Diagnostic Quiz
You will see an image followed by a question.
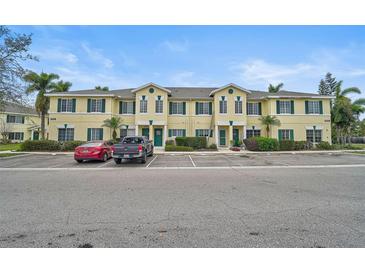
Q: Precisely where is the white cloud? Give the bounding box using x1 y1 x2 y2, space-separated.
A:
35 48 78 64
161 39 189 52
81 42 114 69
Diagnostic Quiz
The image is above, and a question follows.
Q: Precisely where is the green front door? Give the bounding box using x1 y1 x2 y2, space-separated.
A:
142 128 149 139
154 128 163 147
219 129 226 146
33 131 39 140
233 128 239 144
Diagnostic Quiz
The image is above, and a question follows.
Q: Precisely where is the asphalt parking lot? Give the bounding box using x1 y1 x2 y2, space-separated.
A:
1 152 365 169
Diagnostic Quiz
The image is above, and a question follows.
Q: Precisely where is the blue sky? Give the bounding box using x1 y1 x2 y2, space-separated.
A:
10 26 365 98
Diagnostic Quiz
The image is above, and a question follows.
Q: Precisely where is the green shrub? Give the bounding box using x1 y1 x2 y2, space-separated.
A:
243 138 259 151
208 143 217 150
165 145 194 151
165 139 175 146
20 140 61 151
279 140 295 151
315 141 333 150
61 141 85 151
175 137 207 149
256 137 279 151
293 141 308 150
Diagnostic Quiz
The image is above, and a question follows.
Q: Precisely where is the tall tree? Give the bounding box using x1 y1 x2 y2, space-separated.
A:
268 83 284 93
23 71 60 140
95 86 109 91
51 80 72 93
318 72 337 95
259 115 281 137
0 26 37 109
102 116 123 140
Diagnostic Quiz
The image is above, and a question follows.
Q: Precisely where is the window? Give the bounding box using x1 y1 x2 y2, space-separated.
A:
169 129 186 137
120 128 135 138
169 102 185 115
140 97 147 113
246 129 261 138
235 97 242 114
120 101 135 114
278 129 293 141
58 128 74 141
307 101 321 114
8 132 24 140
196 129 210 137
306 129 322 143
219 96 227 114
91 99 103 112
155 97 163 113
60 99 73 112
196 102 212 115
277 100 294 114
122 137 143 144
247 102 261 115
6 115 24 124
88 128 103 141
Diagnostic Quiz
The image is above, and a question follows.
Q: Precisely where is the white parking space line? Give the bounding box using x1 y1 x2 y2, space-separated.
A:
188 155 196 167
96 160 114 168
146 155 158 168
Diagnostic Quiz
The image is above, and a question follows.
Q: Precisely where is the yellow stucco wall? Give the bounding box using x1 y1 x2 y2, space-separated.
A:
46 84 333 146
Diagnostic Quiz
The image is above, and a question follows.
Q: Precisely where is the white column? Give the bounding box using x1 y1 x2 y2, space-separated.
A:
243 126 246 139
135 124 139 136
215 125 219 146
163 125 167 147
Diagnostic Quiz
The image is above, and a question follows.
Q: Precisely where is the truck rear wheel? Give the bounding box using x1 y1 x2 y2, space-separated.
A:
114 158 122 164
141 152 147 164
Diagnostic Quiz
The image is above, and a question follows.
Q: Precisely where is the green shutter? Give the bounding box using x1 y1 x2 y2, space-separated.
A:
87 99 91 113
278 130 282 141
290 129 294 141
319 101 323 114
169 102 172 115
133 101 136 114
305 101 309 114
182 129 186 137
290 100 294 114
57 99 61 112
210 130 213 137
6 115 10 123
195 102 199 115
258 102 262 115
119 101 123 114
182 102 186 115
72 99 76 112
87 128 91 141
101 99 105 113
21 116 25 124
100 129 103 140
209 102 212 115
195 129 199 137
20 133 24 140
168 129 172 137
276 100 280 114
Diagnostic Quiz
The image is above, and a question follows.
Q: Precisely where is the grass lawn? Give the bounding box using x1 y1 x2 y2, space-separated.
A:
349 143 365 149
0 143 22 151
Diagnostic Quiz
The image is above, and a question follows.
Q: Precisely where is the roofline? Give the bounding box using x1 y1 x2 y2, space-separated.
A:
209 83 252 96
131 82 172 94
45 94 115 97
266 95 335 99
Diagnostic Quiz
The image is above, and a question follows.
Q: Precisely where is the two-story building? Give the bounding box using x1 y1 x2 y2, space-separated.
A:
0 102 42 142
45 83 333 147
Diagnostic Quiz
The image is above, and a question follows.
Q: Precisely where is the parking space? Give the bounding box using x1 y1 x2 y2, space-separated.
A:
0 152 365 169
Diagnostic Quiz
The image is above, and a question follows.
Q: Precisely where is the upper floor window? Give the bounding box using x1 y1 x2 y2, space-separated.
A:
6 115 24 124
277 100 294 114
169 102 186 115
235 96 243 114
195 102 212 115
87 99 105 113
247 102 261 115
58 98 76 113
155 96 163 113
119 101 135 114
305 101 323 114
140 96 148 113
219 96 227 114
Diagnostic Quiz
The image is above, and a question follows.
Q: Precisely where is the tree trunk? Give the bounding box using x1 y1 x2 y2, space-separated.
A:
266 125 270 137
41 112 45 140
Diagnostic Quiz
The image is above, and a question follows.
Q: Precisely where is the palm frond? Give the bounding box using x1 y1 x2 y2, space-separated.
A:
353 98 365 106
341 87 361 96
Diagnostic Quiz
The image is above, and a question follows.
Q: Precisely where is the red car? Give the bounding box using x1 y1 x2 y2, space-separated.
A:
74 141 113 163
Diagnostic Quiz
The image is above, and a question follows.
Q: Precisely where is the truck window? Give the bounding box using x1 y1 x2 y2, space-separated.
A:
122 137 143 144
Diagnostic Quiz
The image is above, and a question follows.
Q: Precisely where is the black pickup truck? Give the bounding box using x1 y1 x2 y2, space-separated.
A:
112 136 154 164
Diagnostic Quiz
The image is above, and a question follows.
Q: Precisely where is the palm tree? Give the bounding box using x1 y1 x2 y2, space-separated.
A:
334 80 361 100
23 71 60 140
259 115 281 137
102 116 123 140
51 80 72 93
268 83 284 93
95 86 109 91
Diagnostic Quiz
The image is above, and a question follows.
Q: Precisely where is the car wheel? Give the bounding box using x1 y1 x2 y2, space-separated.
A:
76 159 83 163
114 158 122 164
141 152 147 164
102 152 108 162
148 149 153 157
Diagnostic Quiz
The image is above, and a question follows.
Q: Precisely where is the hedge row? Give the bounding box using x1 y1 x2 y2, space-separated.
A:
175 137 207 149
165 145 194 151
243 137 313 151
20 140 85 151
